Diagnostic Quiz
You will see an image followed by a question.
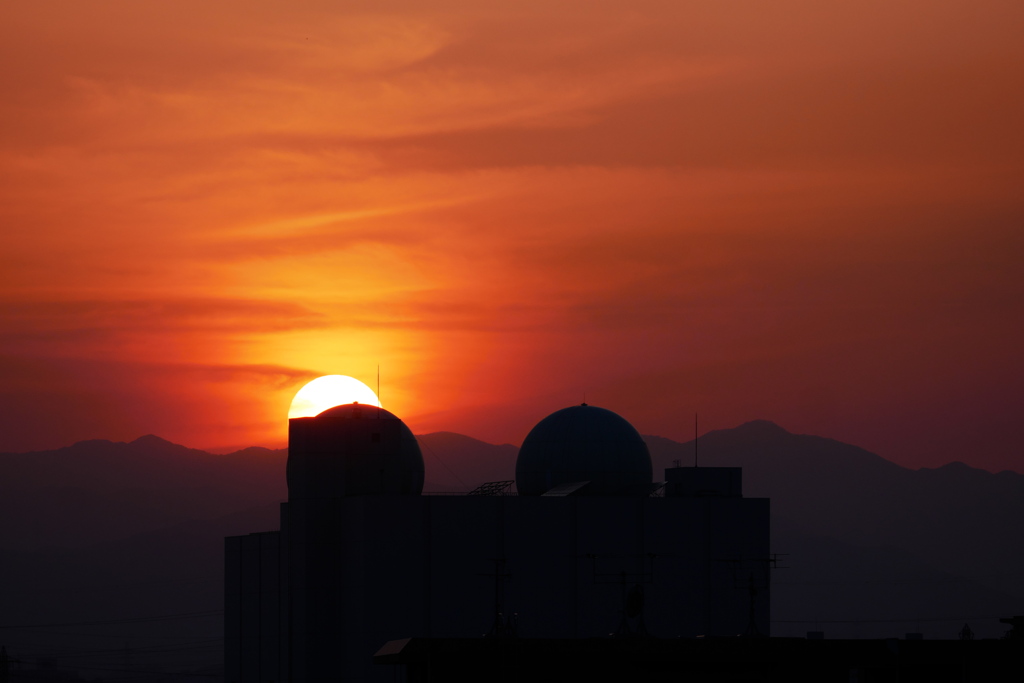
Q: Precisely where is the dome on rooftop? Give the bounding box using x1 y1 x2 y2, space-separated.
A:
515 404 652 496
287 403 424 499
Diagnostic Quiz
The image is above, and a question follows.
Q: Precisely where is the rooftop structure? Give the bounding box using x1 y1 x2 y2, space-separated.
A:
516 403 654 496
225 403 770 683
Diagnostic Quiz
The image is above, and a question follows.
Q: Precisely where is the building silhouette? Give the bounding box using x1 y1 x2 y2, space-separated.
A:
225 402 769 683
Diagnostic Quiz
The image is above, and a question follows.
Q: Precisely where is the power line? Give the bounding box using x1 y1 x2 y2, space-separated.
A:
773 613 1012 624
51 639 223 660
418 438 469 490
52 663 222 678
0 610 222 630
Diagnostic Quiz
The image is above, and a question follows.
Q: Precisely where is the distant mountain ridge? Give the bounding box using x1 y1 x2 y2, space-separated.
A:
642 421 1024 639
416 431 518 491
642 421 1024 593
0 434 287 550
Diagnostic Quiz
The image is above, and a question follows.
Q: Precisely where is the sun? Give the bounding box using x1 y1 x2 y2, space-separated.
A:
288 375 382 419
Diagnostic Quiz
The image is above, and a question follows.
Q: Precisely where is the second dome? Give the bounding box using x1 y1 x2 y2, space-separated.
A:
515 404 653 496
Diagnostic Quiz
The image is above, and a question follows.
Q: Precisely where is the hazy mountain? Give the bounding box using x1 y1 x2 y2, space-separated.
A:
417 431 518 491
644 421 1024 599
0 436 286 550
643 421 1024 638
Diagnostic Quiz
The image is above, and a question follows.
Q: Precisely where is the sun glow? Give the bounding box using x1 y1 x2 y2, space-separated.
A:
288 375 382 419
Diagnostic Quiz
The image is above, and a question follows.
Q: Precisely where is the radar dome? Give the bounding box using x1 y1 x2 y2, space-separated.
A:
287 403 424 499
515 404 652 496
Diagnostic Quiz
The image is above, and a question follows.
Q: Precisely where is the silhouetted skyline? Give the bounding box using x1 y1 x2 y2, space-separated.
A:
1 420 1022 682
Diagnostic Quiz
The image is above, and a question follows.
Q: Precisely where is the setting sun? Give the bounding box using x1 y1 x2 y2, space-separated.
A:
288 375 382 419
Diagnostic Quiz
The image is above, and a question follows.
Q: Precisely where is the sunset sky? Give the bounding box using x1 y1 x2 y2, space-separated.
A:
2 1 1021 472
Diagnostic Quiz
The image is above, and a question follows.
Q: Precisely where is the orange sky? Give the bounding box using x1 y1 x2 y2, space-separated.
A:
1 1 1022 471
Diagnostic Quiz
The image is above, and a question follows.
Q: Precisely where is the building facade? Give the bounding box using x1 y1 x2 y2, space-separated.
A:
225 403 769 683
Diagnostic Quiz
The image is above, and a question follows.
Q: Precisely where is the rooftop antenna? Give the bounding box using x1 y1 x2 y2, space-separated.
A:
377 364 381 418
481 557 515 637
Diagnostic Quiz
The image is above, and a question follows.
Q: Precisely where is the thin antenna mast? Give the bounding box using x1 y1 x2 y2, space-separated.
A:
694 413 698 468
377 364 381 417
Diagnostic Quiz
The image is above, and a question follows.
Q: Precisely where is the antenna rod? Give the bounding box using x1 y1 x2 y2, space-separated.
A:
694 412 698 468
377 364 381 417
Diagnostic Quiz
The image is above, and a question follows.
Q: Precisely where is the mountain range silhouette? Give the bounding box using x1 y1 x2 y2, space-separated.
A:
0 420 1020 678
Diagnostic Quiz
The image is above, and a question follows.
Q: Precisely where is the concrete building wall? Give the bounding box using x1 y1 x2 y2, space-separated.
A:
228 492 769 683
225 531 282 683
282 493 768 683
